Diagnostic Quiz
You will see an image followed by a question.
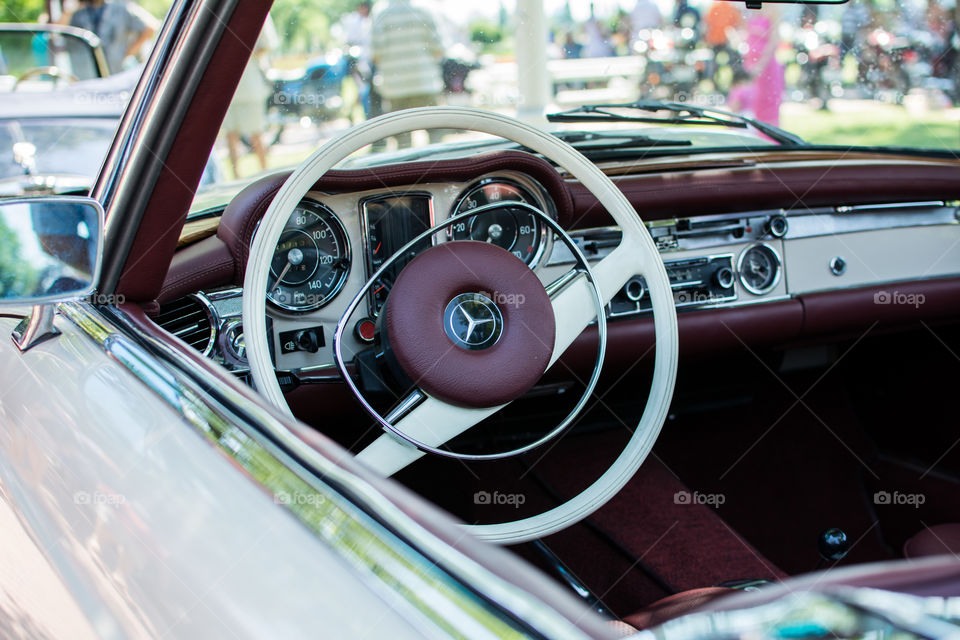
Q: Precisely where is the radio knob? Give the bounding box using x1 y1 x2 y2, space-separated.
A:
714 266 735 289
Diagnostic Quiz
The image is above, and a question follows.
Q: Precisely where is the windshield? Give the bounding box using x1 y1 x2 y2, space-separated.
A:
204 0 960 190
6 2 958 206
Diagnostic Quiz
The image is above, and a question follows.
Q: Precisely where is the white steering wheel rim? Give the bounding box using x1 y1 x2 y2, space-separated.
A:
242 107 678 544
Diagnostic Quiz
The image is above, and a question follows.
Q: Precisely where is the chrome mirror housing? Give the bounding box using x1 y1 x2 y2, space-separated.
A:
0 196 104 350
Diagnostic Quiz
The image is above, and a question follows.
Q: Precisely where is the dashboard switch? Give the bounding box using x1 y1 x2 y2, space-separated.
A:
279 326 325 354
355 318 377 343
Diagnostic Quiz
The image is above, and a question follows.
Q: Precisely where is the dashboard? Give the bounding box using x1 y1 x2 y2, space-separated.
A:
153 152 960 392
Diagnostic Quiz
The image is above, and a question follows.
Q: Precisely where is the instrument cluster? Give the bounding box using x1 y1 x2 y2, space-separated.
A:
262 175 554 316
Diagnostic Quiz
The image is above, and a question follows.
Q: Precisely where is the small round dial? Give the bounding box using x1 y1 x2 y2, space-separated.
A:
450 180 545 265
267 200 350 312
738 244 781 295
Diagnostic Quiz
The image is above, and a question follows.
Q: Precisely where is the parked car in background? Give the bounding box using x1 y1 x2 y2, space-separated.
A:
0 22 109 91
0 66 222 197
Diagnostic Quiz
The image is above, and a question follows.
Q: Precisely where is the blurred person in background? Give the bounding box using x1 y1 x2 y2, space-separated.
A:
68 0 157 73
583 3 614 58
223 17 278 178
335 1 377 121
743 4 784 127
673 0 701 34
704 0 743 90
841 1 869 60
370 0 445 149
561 32 583 59
630 0 663 41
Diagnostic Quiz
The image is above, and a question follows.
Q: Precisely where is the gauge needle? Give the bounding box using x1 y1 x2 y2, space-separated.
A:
271 262 292 292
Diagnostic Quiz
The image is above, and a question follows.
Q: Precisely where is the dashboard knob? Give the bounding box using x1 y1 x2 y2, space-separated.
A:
767 215 788 238
818 527 850 562
624 277 646 302
295 330 321 353
714 266 735 289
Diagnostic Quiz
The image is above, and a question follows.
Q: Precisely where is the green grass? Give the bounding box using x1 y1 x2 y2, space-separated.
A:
781 103 960 152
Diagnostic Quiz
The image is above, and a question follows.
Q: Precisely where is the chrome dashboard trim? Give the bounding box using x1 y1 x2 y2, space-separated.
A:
58 301 591 640
787 203 958 239
191 291 218 358
289 363 343 383
835 200 947 213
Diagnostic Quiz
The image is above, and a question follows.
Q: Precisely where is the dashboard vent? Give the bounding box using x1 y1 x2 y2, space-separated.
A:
155 295 215 356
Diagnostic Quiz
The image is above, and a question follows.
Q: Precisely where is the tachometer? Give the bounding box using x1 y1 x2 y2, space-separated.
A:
450 180 545 266
267 200 350 312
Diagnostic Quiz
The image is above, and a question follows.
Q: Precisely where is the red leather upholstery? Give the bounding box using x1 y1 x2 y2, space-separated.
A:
904 524 960 559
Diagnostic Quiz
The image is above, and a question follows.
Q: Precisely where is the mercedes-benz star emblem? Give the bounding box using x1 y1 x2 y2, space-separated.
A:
443 293 504 350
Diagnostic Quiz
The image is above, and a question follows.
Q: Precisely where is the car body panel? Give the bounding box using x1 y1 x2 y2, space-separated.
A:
0 310 442 639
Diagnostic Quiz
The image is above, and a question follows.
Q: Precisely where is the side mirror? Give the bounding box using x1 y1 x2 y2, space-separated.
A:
0 196 104 350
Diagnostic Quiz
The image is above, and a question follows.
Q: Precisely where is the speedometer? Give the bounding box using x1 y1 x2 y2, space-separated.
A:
267 200 350 312
450 180 546 266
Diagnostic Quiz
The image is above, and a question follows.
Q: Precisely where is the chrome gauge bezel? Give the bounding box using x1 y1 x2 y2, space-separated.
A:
359 190 436 317
737 243 782 295
265 199 352 313
449 176 553 269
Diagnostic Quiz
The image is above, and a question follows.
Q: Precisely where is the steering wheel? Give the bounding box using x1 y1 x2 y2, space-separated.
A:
243 107 678 544
13 66 78 90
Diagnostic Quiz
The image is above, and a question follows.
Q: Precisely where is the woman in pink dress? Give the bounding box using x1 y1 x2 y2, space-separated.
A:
743 7 785 127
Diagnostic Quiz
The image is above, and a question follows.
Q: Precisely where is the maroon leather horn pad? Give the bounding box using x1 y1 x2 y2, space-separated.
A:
384 241 556 408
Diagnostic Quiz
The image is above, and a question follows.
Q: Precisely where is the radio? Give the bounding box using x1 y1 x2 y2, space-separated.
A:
609 255 736 317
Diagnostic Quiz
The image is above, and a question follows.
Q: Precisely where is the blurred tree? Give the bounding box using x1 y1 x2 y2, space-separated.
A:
0 218 38 299
270 0 346 54
0 0 44 22
137 0 173 20
469 20 504 49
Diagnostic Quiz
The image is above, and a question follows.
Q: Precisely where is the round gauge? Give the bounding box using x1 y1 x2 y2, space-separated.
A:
450 180 546 266
267 200 350 312
737 244 781 295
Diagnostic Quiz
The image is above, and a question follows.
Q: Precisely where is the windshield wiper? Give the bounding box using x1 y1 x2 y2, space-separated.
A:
546 101 806 147
550 130 692 150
